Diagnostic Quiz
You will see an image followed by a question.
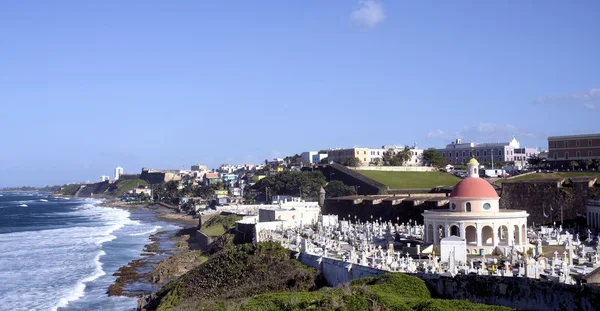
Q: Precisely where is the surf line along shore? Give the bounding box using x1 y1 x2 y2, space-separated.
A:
103 202 204 298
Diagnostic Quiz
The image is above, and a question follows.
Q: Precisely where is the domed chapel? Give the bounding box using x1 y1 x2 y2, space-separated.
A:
423 158 529 254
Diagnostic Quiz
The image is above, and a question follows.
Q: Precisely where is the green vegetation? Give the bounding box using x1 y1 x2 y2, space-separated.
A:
105 178 148 197
344 156 362 167
357 171 461 189
423 148 447 167
246 273 505 311
382 147 412 166
496 172 600 187
161 268 512 311
151 242 317 311
200 214 243 237
252 171 327 201
324 180 356 198
241 273 512 311
1 185 61 192
59 184 81 196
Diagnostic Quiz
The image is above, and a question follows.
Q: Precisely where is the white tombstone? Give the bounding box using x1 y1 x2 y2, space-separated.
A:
440 236 467 265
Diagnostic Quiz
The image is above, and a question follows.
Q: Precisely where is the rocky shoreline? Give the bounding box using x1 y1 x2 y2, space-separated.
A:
103 203 206 301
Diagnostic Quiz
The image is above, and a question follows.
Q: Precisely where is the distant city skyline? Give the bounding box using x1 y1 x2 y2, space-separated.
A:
1 1 599 187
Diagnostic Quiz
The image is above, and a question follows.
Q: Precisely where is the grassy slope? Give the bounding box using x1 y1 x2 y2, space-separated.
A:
496 172 600 187
200 214 242 237
106 178 148 197
59 184 81 195
175 271 513 311
357 171 461 189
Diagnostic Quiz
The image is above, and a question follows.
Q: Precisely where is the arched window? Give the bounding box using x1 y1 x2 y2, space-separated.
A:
466 202 472 212
474 168 478 175
451 203 456 211
483 203 491 210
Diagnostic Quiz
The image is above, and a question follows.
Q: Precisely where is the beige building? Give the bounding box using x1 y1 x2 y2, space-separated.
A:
548 133 600 169
328 147 395 166
423 158 529 255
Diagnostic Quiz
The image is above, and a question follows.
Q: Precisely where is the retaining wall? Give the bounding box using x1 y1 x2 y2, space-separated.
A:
350 166 437 172
293 252 600 311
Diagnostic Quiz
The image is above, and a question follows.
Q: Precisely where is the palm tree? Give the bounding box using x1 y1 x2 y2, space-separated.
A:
398 147 413 166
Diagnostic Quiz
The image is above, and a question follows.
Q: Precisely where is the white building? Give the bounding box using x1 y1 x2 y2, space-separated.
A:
587 200 600 230
115 166 124 181
423 158 529 255
437 137 539 165
300 151 328 164
100 175 110 182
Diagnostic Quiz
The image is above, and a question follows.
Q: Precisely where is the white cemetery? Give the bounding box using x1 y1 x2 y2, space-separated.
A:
233 158 600 286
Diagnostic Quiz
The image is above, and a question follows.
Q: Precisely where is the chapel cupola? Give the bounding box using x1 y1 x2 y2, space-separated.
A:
467 158 479 178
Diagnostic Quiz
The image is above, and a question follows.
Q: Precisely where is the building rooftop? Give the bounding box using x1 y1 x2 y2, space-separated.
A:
450 178 499 199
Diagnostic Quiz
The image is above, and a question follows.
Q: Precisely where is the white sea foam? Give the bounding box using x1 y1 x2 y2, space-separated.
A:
130 225 162 236
39 199 48 202
52 250 107 311
0 204 135 311
18 204 28 207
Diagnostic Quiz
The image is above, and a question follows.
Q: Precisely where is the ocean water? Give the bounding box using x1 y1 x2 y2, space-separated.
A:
0 192 181 311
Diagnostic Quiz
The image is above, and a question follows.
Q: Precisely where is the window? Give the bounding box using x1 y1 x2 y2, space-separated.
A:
483 203 491 210
589 140 593 146
466 202 472 212
576 141 580 146
451 203 456 211
576 151 581 157
474 168 478 175
554 152 557 159
589 151 593 157
455 152 458 157
462 151 465 157
552 142 557 148
565 152 569 159
565 142 568 148
364 151 366 155
476 151 480 156
363 158 367 162
484 151 487 156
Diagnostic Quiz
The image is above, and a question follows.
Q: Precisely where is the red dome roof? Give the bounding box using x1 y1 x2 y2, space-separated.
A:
450 177 499 198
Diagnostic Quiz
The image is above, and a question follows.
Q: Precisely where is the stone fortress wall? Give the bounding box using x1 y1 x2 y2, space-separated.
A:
500 177 600 225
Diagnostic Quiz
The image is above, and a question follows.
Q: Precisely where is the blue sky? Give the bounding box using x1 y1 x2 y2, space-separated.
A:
1 1 599 187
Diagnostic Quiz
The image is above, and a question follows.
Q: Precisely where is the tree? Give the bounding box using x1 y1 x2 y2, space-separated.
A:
583 159 593 170
344 157 361 167
319 157 329 164
570 161 579 171
372 158 381 166
251 171 327 200
422 148 446 167
527 156 542 168
324 180 356 198
382 149 402 166
164 180 180 204
397 147 412 165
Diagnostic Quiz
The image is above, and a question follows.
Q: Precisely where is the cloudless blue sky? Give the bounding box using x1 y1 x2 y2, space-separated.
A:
1 1 599 186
